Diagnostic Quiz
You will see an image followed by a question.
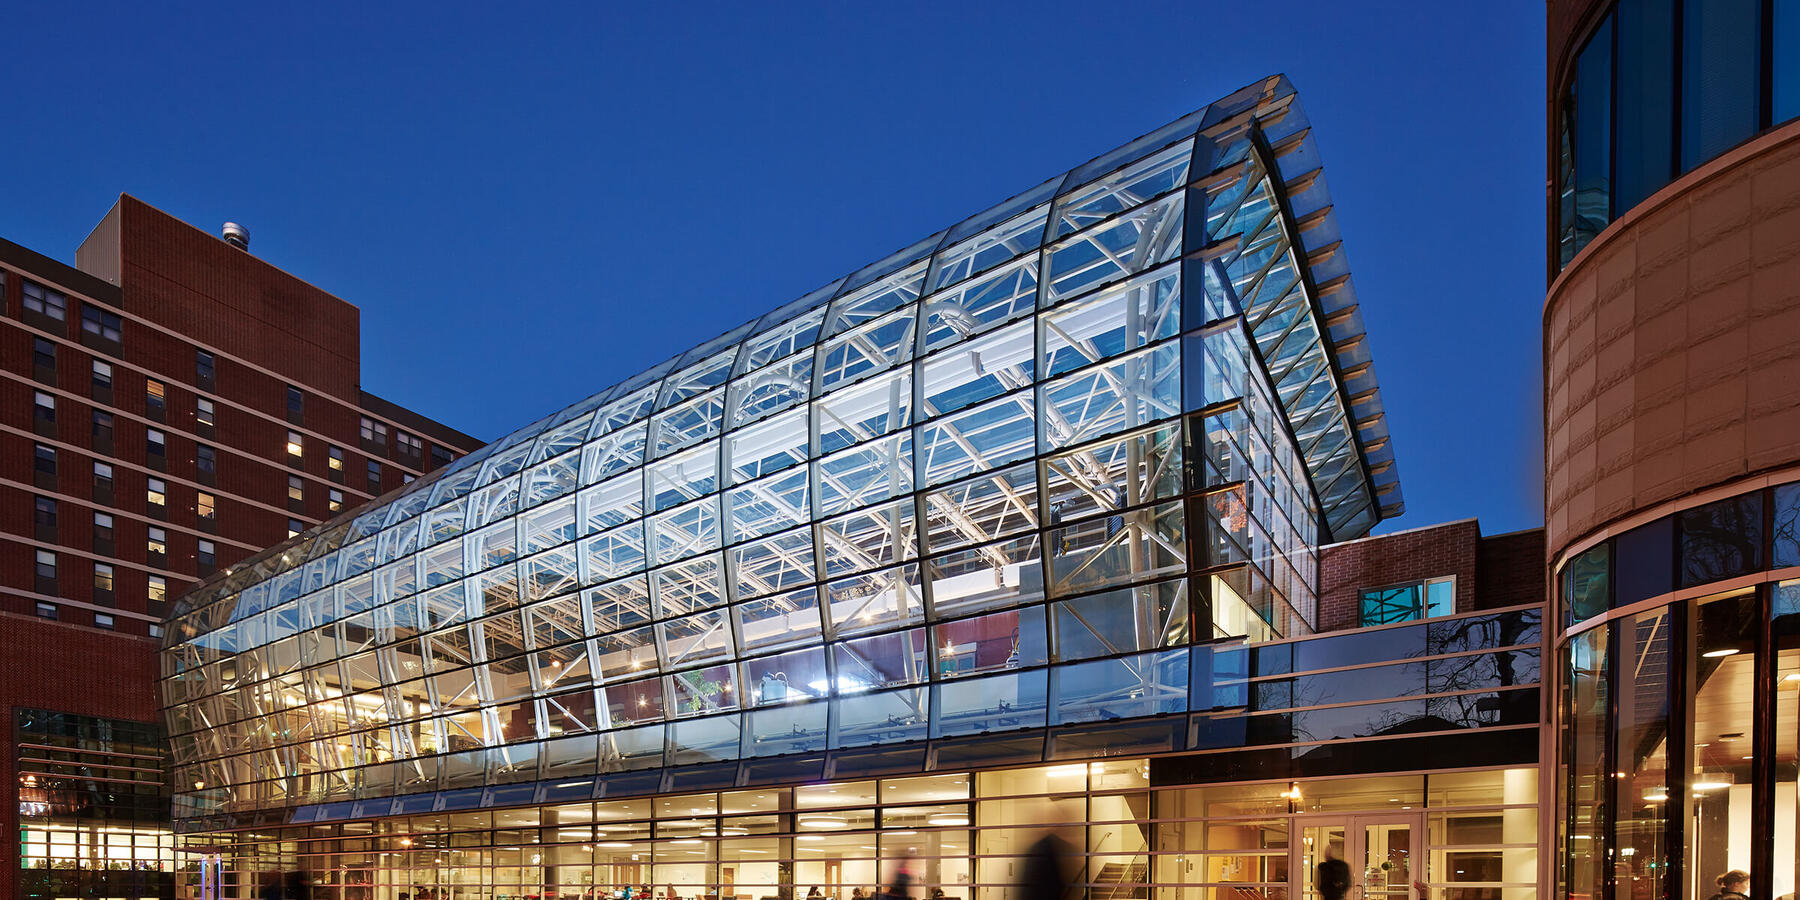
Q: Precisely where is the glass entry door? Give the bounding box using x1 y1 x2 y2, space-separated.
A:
1293 814 1423 900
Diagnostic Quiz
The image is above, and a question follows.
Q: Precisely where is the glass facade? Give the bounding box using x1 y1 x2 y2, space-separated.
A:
159 76 1405 829
1555 0 1800 270
15 709 176 900
164 764 1536 900
1554 477 1800 900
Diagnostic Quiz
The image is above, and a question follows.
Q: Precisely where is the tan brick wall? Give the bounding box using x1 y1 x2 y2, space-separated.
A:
1545 121 1800 562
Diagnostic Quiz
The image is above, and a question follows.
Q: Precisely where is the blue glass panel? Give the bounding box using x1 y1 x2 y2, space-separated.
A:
1572 14 1614 251
1616 0 1676 212
1682 0 1762 170
1677 493 1763 588
1777 0 1800 122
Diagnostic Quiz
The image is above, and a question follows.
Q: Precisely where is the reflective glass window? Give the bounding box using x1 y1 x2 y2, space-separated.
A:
1681 0 1762 171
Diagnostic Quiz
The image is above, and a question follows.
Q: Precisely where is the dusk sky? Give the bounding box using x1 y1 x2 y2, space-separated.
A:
1 2 1545 536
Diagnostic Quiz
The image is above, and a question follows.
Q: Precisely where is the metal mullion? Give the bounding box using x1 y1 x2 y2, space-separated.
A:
1753 581 1777 900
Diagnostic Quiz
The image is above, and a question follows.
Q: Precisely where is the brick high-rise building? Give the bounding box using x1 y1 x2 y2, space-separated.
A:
1 195 483 900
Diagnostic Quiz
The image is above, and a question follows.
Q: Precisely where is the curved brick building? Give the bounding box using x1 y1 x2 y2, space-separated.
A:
1547 0 1800 897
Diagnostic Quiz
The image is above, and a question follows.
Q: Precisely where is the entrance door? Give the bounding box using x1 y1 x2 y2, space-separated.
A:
1292 814 1424 900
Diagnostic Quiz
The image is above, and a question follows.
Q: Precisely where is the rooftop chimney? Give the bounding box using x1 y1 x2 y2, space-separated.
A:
221 222 250 251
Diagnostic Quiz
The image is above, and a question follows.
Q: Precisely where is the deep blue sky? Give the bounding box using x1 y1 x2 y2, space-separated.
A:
1 2 1545 537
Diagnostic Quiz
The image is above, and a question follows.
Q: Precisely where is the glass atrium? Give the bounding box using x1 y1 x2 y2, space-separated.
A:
154 75 1468 900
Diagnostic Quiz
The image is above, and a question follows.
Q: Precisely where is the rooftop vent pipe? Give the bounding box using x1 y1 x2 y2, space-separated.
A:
221 222 249 251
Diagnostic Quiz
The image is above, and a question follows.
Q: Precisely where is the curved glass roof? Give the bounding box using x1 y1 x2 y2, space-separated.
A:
163 73 1401 643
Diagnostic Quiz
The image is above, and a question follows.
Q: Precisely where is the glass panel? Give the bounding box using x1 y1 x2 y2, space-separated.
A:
920 256 1039 355
1780 0 1800 123
1298 822 1348 900
1678 493 1763 588
1563 626 1608 900
1045 500 1185 597
919 320 1034 417
1616 517 1673 606
1563 542 1610 629
1616 0 1676 211
1615 608 1673 897
1360 821 1413 900
1570 14 1614 256
1040 266 1179 379
1050 579 1187 662
1685 593 1758 886
932 605 1046 679
1682 0 1762 171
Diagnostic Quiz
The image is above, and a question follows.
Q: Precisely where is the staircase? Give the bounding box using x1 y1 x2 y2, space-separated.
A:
1087 862 1148 900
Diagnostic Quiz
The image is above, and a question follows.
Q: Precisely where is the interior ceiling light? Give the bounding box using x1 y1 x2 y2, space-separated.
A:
1702 648 1741 658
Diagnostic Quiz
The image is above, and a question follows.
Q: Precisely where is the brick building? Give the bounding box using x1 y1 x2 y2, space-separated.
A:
1316 519 1545 632
1 195 483 899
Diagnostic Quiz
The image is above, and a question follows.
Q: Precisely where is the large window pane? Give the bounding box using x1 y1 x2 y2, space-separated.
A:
1571 14 1614 255
1614 608 1673 897
1562 626 1608 900
1616 0 1676 211
1686 593 1759 886
1776 580 1800 899
1779 0 1800 123
1678 494 1763 588
1682 0 1762 170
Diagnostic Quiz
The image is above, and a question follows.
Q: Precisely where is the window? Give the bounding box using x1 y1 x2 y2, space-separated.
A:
92 462 114 503
288 474 305 504
1678 493 1763 588
197 539 216 573
360 415 387 451
34 391 55 429
32 337 55 379
197 491 216 524
146 427 166 460
328 445 346 483
431 445 455 469
397 430 423 458
35 550 56 587
91 360 113 401
34 496 57 539
287 518 303 538
1359 576 1456 626
146 527 167 564
33 443 56 482
146 477 167 516
145 379 166 420
35 603 57 621
1682 0 1762 170
287 430 304 463
196 445 217 483
366 459 382 491
328 488 344 513
148 623 163 638
147 575 166 610
94 613 114 630
81 303 122 344
93 563 114 596
22 281 66 322
91 411 113 452
93 512 114 550
286 386 304 423
196 349 216 388
195 397 215 436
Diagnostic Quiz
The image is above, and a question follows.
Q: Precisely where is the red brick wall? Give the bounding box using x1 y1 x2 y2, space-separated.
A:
1317 520 1545 633
1476 529 1547 611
